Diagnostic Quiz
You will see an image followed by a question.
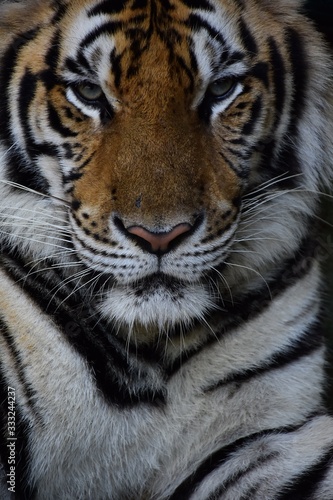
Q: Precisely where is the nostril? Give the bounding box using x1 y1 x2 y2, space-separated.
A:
113 214 204 255
127 223 192 253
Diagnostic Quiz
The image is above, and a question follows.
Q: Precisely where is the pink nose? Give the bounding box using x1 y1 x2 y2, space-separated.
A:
127 223 192 253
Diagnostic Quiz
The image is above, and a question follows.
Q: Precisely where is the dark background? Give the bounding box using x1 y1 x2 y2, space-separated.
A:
304 1 333 409
305 0 333 45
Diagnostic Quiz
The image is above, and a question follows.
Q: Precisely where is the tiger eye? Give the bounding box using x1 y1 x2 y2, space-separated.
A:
208 78 235 98
75 82 104 101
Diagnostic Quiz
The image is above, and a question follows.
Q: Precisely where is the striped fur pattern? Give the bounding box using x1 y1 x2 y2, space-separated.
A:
0 0 333 498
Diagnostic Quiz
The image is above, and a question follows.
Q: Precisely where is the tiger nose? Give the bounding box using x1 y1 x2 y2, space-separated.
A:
127 223 192 254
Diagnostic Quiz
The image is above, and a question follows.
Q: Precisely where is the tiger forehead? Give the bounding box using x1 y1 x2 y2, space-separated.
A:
81 0 201 24
60 0 242 104
67 0 196 44
66 0 200 78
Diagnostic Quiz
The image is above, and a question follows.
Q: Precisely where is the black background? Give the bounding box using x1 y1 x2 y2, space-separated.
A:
305 0 333 408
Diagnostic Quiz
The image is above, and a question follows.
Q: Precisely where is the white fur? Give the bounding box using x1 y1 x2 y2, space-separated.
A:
0 267 331 499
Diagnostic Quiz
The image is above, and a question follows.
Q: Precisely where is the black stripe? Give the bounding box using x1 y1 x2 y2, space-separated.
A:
169 422 311 499
233 0 245 10
110 48 122 88
77 51 95 75
7 143 58 187
225 146 250 161
50 0 68 24
0 37 21 146
64 56 90 77
168 234 317 374
186 14 225 44
0 31 49 193
79 22 123 50
189 45 198 73
125 29 149 71
276 447 333 500
268 36 286 123
19 71 37 138
17 70 59 163
213 233 316 327
241 95 262 135
0 29 39 98
227 50 245 65
63 171 83 183
0 318 42 422
229 137 246 146
31 142 59 160
203 320 323 393
207 453 277 500
132 0 148 8
15 70 51 193
174 54 195 92
159 0 176 9
238 18 258 56
269 140 300 184
45 30 61 71
201 224 233 245
271 29 308 179
77 152 95 171
47 102 78 138
219 150 249 179
88 0 129 17
62 142 76 160
0 257 166 407
63 106 84 123
179 0 215 12
285 28 308 123
238 484 262 500
197 96 213 124
0 363 36 499
99 97 115 124
72 231 127 260
38 30 62 93
38 68 59 92
250 61 269 88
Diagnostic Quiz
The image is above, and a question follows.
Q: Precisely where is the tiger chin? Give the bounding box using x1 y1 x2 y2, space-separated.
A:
1 0 333 499
98 276 213 334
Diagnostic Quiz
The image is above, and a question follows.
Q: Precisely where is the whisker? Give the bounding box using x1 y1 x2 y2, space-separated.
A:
242 189 303 214
234 235 286 243
312 213 333 229
0 229 73 249
0 179 70 206
0 225 73 244
198 313 221 343
47 270 92 311
51 269 104 313
207 275 225 308
224 261 272 300
0 209 69 227
207 264 234 305
25 248 77 267
243 172 303 198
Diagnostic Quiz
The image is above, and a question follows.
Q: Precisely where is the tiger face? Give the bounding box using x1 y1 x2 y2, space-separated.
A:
0 0 331 340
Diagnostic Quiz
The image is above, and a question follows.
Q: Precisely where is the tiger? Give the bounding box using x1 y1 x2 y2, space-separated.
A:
0 0 333 498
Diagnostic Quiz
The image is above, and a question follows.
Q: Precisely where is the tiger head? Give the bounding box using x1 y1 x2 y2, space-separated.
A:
0 0 332 342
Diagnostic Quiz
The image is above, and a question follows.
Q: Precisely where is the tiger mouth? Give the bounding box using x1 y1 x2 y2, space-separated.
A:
97 269 214 332
131 272 188 296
